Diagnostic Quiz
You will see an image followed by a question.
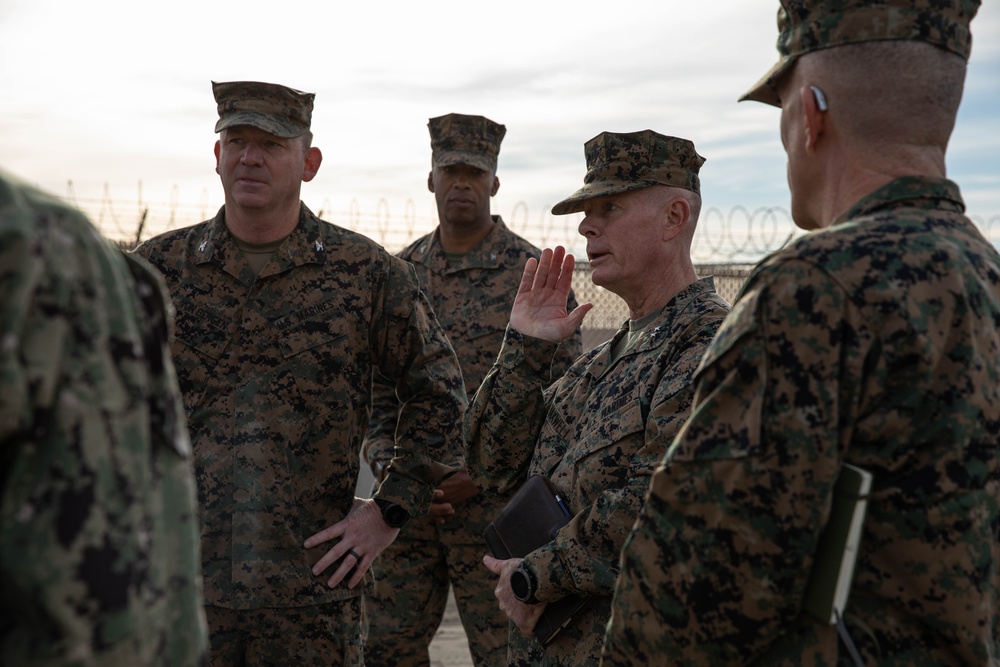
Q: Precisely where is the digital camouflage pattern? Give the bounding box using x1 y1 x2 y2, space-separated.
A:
602 177 1000 666
363 216 582 667
206 599 363 666
741 0 981 105
133 203 467 609
428 113 506 172
550 131 705 215
0 169 208 666
212 80 314 138
465 278 730 666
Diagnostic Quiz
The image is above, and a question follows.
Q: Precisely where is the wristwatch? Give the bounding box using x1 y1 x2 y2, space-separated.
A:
374 498 410 529
510 561 539 604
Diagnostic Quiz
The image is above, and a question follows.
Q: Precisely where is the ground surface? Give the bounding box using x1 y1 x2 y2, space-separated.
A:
428 589 476 666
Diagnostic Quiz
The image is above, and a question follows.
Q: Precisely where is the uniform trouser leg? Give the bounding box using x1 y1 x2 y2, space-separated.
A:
364 498 511 667
443 527 510 666
363 513 449 667
205 599 363 667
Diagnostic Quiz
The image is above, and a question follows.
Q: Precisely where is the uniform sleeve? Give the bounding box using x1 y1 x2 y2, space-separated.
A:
0 225 37 443
1 196 208 665
0 215 68 449
362 372 398 481
464 325 562 499
531 313 727 601
602 261 856 665
369 256 468 516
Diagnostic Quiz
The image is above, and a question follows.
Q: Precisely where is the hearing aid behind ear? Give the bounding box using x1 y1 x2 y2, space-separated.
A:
810 85 829 112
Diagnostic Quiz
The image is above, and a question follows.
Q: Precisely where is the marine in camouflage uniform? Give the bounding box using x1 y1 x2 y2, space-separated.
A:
467 131 731 666
134 81 467 666
363 114 582 667
0 169 208 666
602 2 1000 665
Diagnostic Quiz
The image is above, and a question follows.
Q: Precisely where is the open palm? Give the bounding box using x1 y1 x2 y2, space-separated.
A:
509 246 593 343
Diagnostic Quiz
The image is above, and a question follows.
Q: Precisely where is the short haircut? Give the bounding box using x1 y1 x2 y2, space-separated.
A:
804 40 966 150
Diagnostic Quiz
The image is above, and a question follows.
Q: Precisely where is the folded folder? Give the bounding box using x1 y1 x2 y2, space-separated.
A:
484 474 592 645
802 463 873 625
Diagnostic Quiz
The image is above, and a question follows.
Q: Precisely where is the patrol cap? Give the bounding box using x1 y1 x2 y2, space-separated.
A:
551 130 705 216
741 0 980 107
428 113 506 172
212 80 315 138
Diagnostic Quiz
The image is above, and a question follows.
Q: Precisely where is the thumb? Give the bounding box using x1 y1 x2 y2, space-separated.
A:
566 302 594 330
483 554 503 574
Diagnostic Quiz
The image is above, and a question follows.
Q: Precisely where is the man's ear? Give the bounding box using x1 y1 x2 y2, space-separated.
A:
799 84 827 155
214 140 221 175
662 196 690 241
427 171 435 193
491 175 500 197
301 147 322 182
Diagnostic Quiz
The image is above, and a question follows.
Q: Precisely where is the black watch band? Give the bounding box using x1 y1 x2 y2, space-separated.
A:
374 498 410 529
510 562 539 604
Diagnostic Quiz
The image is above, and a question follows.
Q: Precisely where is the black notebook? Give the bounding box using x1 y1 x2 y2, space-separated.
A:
483 475 592 646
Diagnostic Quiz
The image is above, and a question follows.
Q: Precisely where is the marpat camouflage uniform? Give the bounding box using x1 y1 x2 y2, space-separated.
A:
602 177 1000 665
363 216 582 666
466 277 730 666
0 169 208 666
133 204 466 613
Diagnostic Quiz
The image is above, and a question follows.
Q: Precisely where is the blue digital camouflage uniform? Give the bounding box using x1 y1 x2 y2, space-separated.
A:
466 276 730 666
602 177 1000 665
363 216 582 666
0 169 208 666
133 204 466 641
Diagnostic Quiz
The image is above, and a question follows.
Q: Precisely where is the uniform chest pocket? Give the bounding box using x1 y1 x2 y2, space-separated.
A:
172 303 231 408
174 303 230 360
565 392 646 466
468 320 505 340
541 390 647 501
276 319 352 418
276 318 348 358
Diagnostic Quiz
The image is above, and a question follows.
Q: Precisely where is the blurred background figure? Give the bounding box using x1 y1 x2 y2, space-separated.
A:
1 167 208 666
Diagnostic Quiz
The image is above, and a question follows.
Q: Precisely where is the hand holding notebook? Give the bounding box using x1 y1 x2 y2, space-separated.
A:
483 475 592 645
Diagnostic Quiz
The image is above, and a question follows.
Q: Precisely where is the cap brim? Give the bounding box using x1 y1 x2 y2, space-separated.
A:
551 180 658 216
214 112 305 138
738 56 794 107
434 151 495 172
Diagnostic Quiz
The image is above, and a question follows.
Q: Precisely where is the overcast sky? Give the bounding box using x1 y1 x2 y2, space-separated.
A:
2 0 997 256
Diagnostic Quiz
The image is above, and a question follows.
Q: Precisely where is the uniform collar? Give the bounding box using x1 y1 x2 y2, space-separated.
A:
834 176 965 226
410 215 509 271
193 203 330 277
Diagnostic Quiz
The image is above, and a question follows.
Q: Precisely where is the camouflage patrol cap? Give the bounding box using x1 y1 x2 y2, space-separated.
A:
551 130 705 216
428 113 506 172
741 0 981 107
212 80 314 138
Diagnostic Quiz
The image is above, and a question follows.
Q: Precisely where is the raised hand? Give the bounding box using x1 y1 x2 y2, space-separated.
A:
509 246 593 342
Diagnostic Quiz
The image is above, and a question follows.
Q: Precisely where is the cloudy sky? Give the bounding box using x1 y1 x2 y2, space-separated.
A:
2 0 997 258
